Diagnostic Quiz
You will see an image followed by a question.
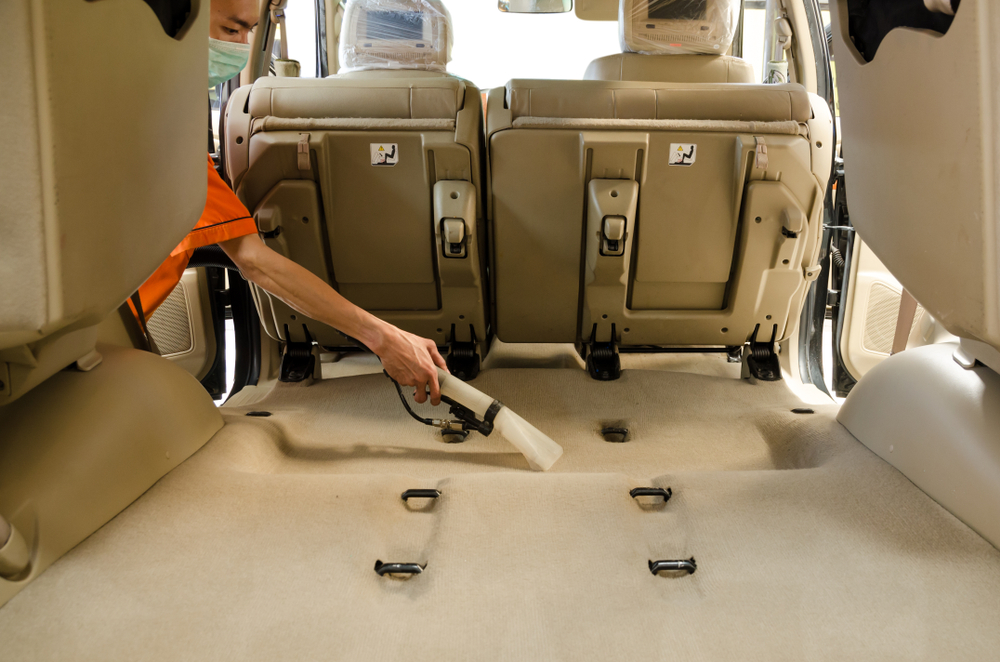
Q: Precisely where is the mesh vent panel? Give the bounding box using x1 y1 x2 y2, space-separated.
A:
862 283 924 355
148 283 193 356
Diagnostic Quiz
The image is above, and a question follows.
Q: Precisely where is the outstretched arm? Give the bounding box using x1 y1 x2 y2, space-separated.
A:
219 233 449 404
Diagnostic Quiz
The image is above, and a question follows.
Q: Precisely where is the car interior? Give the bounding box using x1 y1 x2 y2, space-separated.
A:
1 0 999 658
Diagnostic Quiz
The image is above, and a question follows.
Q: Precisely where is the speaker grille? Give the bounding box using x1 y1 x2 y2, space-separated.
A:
148 283 193 357
862 283 923 355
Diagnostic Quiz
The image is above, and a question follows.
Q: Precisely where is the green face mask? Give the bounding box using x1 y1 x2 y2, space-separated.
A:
208 38 251 89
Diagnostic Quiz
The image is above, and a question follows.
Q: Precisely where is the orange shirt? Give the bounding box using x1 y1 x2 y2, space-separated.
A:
131 154 258 319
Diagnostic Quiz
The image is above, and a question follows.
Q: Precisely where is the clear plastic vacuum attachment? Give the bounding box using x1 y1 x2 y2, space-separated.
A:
387 369 564 471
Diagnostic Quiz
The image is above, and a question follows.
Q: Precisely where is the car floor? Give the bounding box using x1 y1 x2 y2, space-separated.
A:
1 350 999 661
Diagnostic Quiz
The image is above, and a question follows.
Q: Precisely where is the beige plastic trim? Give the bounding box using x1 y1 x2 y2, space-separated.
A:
0 0 209 350
830 0 1000 352
839 343 1000 551
575 0 617 21
0 345 223 607
158 269 218 381
0 524 30 579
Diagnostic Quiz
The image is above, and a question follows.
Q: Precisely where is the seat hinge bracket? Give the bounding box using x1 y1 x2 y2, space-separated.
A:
445 324 480 381
741 323 782 382
586 323 622 381
279 324 316 383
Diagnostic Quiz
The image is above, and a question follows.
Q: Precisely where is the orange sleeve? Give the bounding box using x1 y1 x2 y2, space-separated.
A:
170 154 258 256
134 155 259 319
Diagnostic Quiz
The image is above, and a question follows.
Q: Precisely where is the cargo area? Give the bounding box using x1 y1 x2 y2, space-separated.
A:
2 348 999 661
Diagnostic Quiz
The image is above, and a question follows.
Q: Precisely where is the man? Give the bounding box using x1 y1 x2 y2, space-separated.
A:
135 0 448 405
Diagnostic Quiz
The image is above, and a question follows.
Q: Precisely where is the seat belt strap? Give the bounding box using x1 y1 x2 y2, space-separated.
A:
891 288 918 355
130 291 161 355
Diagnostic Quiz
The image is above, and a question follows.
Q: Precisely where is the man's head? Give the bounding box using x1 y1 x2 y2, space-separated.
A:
211 0 259 44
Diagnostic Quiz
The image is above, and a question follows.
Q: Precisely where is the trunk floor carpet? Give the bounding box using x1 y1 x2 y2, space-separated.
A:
2 368 999 661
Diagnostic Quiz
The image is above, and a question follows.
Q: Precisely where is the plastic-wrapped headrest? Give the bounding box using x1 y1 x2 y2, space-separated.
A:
339 0 453 73
620 0 739 55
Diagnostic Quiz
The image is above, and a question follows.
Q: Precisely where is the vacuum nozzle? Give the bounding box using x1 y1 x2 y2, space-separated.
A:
386 369 564 471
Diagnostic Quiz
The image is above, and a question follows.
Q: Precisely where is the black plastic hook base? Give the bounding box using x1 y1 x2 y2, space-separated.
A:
601 427 630 443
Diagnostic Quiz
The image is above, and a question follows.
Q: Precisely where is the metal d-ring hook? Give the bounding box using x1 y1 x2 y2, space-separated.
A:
630 487 673 503
374 560 426 577
401 489 441 502
648 558 697 576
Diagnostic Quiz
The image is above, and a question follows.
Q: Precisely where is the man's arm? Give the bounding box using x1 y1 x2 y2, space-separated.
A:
219 233 448 405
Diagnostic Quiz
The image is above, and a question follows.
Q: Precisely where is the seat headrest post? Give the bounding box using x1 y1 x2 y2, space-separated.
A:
339 0 453 74
620 0 740 55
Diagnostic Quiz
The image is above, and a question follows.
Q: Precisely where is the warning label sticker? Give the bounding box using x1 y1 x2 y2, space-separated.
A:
669 143 697 167
371 143 399 167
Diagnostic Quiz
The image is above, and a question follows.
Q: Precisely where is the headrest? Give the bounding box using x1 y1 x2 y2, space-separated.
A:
339 0 453 73
620 0 740 55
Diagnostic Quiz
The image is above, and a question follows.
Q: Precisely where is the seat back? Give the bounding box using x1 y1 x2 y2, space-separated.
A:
586 0 752 83
339 0 453 73
486 79 832 348
225 75 487 351
0 0 209 405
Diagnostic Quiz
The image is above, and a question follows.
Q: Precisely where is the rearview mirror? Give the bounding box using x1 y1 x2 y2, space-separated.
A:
499 0 573 13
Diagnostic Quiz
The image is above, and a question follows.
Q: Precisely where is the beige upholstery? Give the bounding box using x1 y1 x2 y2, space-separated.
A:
486 79 832 347
586 0 752 85
226 75 487 351
506 79 811 122
585 53 756 83
0 0 209 405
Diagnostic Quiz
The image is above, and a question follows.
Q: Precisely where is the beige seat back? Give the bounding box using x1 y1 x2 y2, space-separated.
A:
0 0 209 405
830 0 1000 366
225 75 487 353
486 79 833 349
586 0 753 83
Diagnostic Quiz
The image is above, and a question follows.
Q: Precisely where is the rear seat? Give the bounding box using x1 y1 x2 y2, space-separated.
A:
486 78 833 364
225 0 488 371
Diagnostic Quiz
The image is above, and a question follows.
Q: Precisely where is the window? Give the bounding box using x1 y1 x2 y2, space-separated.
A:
277 0 319 78
447 7 619 90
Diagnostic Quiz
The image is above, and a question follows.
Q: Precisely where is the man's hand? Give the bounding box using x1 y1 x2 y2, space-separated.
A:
369 323 449 405
220 234 451 404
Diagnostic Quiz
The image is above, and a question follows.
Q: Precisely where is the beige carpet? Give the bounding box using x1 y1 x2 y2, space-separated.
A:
1 365 999 661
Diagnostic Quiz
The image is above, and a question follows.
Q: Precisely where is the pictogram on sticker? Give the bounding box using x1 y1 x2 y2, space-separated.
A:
669 143 697 167
371 143 399 167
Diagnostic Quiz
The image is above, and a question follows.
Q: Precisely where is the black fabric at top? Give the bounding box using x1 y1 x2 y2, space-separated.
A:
847 0 958 62
141 0 192 38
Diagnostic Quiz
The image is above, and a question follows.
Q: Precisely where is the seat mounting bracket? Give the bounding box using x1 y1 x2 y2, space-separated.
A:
742 323 782 381
279 324 316 383
446 324 480 381
586 323 622 381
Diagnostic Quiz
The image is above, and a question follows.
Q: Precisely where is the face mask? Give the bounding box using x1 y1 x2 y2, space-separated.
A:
208 38 251 89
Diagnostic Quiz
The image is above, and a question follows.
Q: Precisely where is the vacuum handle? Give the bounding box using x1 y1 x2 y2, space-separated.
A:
437 367 496 418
